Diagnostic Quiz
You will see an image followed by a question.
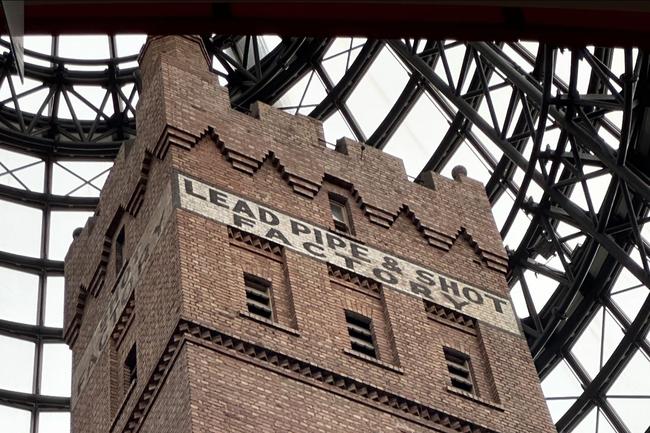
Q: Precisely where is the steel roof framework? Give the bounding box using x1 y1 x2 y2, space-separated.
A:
0 35 648 433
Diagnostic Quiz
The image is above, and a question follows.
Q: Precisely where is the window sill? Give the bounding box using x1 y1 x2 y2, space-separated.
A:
343 348 403 374
329 227 364 244
239 311 300 336
446 385 504 411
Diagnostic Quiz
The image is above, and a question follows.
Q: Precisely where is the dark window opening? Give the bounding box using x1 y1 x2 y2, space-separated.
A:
444 348 474 394
244 274 273 320
124 344 137 390
345 311 376 358
115 226 125 274
329 194 352 234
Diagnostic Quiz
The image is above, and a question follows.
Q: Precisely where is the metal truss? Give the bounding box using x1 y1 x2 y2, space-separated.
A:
0 37 135 159
0 35 649 433
384 40 650 433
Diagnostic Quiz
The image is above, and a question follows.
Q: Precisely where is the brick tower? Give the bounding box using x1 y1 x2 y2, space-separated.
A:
64 36 557 433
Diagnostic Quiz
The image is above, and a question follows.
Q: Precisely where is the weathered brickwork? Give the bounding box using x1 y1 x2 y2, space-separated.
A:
64 35 556 433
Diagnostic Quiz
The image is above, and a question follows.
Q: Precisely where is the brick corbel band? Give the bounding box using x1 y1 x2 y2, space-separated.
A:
65 122 508 347
112 319 500 433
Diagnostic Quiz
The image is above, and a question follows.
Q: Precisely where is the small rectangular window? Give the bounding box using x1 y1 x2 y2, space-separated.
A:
244 274 273 320
329 194 352 234
444 348 474 394
115 226 125 273
345 311 376 358
124 343 137 390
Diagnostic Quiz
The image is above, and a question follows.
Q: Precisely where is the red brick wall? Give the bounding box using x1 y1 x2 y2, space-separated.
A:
64 35 556 433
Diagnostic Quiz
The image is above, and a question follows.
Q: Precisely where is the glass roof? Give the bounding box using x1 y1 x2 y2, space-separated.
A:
0 34 648 433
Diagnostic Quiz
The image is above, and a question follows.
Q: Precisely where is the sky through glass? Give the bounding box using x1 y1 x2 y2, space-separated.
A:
0 34 648 433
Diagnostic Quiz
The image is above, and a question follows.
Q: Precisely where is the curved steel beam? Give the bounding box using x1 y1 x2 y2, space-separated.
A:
0 388 69 411
0 183 98 210
311 40 383 121
216 37 334 110
0 127 122 159
0 318 63 342
387 40 650 433
472 42 650 203
0 250 63 274
388 38 650 287
556 292 650 432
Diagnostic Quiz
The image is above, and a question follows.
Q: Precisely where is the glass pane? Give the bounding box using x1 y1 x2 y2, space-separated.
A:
545 398 576 424
52 161 111 197
542 359 583 422
0 199 42 257
24 35 53 64
611 285 646 322
322 110 355 146
1 75 51 119
58 35 109 60
542 359 583 398
45 277 65 328
48 211 92 261
0 266 39 325
38 411 70 433
520 269 558 313
115 34 147 57
608 398 650 433
330 201 346 223
41 344 72 397
383 93 447 179
607 350 650 397
569 406 596 433
0 146 44 192
0 405 31 433
441 141 492 184
321 37 364 85
570 307 624 380
0 335 34 393
274 70 326 115
346 47 409 136
508 280 530 319
606 349 650 432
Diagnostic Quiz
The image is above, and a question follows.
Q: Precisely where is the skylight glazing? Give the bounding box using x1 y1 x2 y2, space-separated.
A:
0 34 647 433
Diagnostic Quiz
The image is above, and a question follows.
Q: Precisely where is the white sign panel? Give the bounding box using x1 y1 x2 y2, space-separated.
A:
72 182 173 405
177 173 521 335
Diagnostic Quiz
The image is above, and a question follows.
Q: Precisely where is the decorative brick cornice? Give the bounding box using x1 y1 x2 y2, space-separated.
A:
222 147 261 175
424 299 476 333
360 202 395 228
126 151 153 217
114 319 499 433
218 142 322 199
87 207 126 298
327 263 381 295
397 205 457 251
152 125 198 159
87 245 108 297
452 228 508 275
228 226 284 258
63 286 87 346
163 130 507 271
285 172 321 198
111 294 135 347
70 144 158 324
481 251 509 274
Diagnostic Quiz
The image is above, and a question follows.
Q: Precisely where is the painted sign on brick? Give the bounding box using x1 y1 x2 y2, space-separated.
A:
72 182 173 405
177 173 521 335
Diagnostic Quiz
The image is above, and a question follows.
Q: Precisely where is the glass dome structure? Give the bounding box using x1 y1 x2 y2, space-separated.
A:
0 34 648 433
